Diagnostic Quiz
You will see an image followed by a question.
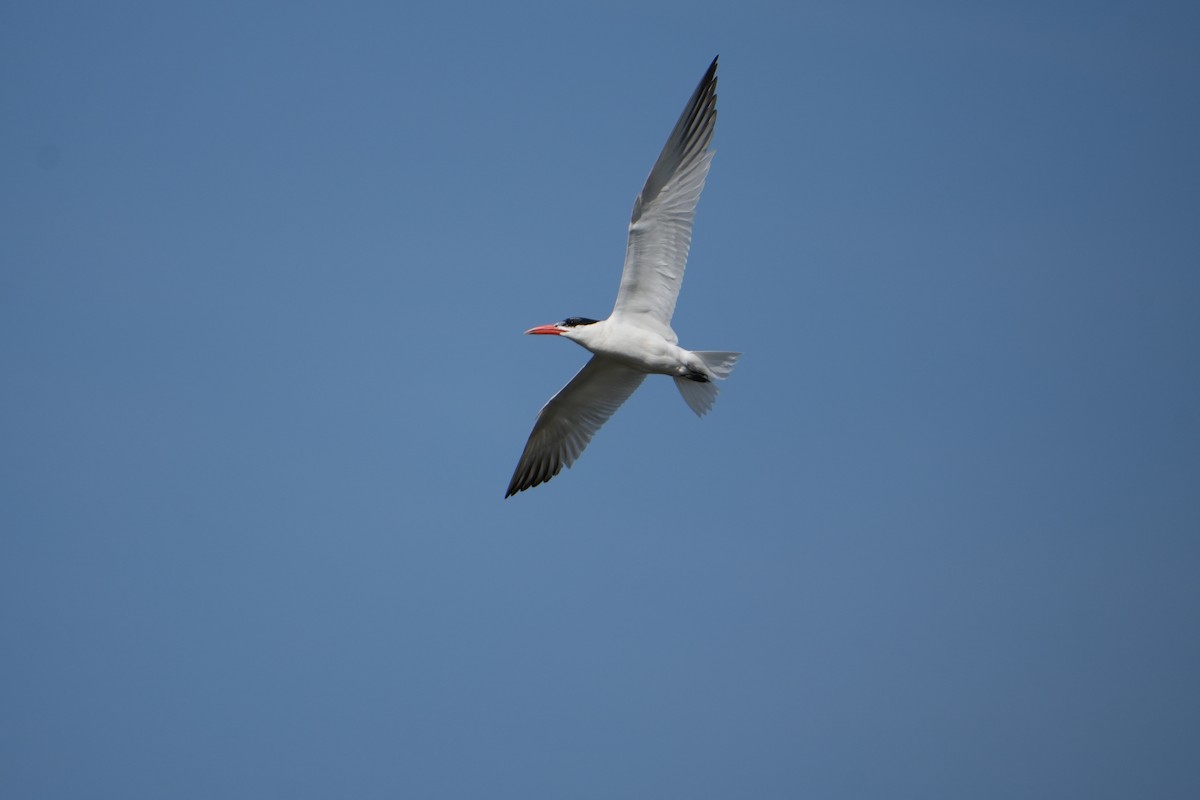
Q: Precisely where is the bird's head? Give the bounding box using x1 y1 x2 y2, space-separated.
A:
525 317 601 342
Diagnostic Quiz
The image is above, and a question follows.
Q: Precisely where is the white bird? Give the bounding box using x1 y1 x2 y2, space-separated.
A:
506 56 739 498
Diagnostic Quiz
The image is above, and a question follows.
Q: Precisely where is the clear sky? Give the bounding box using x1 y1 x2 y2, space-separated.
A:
3 1 1199 797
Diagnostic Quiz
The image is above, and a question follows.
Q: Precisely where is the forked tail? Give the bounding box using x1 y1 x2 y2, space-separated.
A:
674 351 741 417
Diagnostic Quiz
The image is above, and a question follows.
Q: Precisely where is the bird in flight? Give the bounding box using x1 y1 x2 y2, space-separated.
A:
506 56 738 498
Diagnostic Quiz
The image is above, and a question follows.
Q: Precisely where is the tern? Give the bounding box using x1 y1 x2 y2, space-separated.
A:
506 56 739 497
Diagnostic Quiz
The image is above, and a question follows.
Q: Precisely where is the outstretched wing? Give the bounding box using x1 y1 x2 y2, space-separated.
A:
506 356 646 497
610 56 718 338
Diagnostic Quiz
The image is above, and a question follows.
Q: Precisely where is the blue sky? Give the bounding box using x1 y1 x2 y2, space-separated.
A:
3 1 1198 797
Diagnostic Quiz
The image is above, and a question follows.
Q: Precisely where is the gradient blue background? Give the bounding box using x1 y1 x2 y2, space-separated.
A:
3 1 1199 797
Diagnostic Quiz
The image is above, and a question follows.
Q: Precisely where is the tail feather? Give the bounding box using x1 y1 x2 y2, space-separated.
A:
675 376 719 416
675 351 740 417
694 351 740 379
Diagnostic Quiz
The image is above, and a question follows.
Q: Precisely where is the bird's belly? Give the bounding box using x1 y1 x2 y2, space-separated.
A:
589 331 684 375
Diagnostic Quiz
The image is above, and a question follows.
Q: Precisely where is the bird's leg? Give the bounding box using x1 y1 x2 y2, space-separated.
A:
676 365 710 382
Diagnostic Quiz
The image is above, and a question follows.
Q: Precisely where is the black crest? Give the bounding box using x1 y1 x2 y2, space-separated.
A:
561 317 599 327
